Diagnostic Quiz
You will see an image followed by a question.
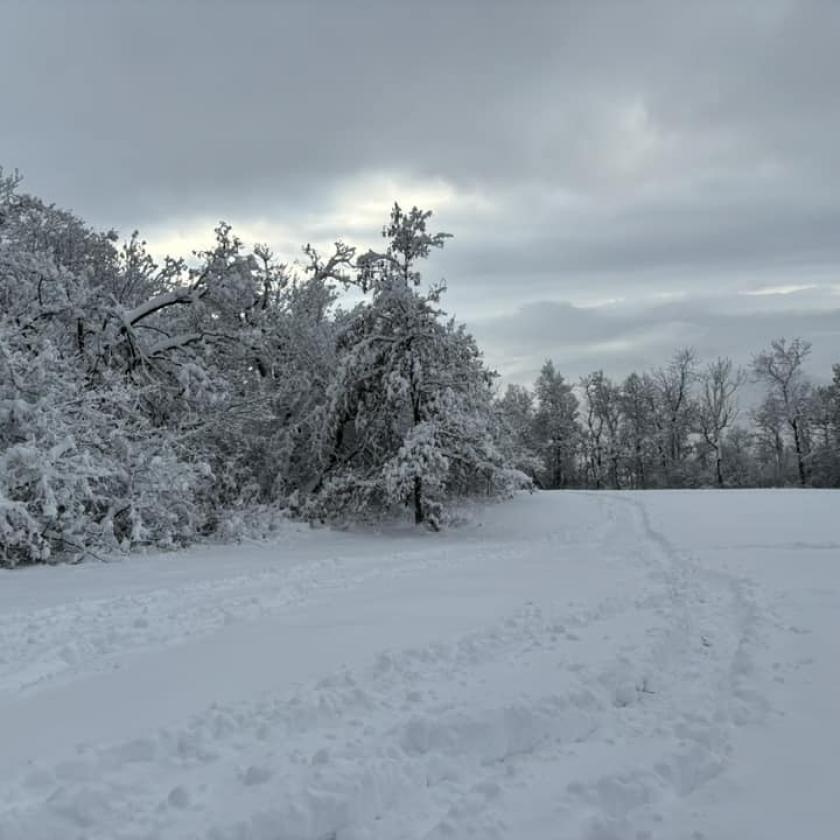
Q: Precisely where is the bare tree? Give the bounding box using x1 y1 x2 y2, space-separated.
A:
581 371 622 488
653 348 697 483
752 338 812 486
752 394 787 484
698 357 746 486
619 372 657 488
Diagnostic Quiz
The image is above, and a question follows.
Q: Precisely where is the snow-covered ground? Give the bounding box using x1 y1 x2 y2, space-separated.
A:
1 490 838 840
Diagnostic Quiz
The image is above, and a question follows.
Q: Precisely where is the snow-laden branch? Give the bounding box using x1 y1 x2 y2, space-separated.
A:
123 288 205 327
147 332 205 356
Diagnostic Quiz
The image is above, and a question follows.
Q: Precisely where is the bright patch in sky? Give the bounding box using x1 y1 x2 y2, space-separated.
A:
742 284 819 296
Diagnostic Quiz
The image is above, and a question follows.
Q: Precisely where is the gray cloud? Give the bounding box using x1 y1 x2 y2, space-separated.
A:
3 0 839 379
470 291 840 386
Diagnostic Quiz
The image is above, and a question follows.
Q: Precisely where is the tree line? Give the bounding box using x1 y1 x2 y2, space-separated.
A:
0 170 524 566
499 341 840 491
2 169 836 566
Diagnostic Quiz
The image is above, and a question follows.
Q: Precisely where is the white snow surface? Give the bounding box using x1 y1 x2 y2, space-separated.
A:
1 490 838 840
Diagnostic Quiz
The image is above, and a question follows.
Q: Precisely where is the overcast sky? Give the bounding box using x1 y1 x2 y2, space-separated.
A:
4 0 839 384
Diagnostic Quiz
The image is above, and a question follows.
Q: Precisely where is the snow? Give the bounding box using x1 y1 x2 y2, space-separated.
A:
0 490 838 839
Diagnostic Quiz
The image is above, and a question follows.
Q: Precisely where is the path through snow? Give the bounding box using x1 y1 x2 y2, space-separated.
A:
0 491 837 839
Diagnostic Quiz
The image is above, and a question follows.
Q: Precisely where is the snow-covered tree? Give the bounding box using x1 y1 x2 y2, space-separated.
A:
0 176 212 564
310 204 521 528
496 384 542 479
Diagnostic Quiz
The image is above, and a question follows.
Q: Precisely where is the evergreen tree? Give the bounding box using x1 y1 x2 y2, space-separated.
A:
531 361 579 488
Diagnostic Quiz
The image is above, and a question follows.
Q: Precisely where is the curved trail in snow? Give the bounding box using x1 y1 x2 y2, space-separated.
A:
0 491 828 840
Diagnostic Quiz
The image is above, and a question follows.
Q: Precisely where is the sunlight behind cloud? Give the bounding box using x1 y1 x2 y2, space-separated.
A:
139 172 495 269
141 217 304 265
313 171 497 234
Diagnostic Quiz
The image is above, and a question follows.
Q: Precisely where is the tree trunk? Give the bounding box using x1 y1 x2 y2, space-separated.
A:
792 419 807 486
413 475 424 524
774 431 784 484
635 439 646 489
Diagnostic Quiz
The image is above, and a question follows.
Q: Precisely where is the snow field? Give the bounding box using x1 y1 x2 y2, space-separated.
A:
0 490 837 839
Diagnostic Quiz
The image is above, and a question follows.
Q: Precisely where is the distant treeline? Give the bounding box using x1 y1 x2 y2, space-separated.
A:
498 342 840 491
